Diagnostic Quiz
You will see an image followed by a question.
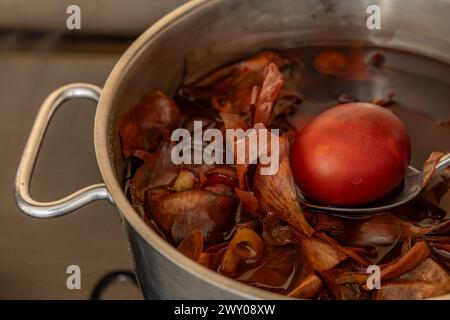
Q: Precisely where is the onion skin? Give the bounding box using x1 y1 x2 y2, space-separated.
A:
290 103 411 206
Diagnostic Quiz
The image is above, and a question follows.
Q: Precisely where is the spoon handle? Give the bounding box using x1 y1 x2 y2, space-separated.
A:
435 153 450 173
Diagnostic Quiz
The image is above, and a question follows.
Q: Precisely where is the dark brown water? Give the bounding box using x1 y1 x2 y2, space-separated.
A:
126 44 450 297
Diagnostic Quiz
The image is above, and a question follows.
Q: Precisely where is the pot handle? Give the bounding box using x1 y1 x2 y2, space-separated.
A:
15 83 113 219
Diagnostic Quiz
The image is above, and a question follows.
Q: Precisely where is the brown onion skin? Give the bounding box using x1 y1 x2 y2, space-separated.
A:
290 103 411 206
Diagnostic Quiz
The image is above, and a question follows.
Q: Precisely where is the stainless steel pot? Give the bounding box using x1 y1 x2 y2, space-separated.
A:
15 0 450 299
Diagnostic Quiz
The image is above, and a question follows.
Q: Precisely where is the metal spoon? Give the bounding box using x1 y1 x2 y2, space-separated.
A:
298 153 450 214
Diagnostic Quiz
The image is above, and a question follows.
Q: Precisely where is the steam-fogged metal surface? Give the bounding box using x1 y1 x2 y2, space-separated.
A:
0 32 141 299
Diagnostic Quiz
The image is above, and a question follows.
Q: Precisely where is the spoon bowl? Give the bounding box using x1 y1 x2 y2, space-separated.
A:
299 153 450 214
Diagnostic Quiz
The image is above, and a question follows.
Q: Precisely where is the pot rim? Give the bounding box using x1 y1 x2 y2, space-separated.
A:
94 0 284 300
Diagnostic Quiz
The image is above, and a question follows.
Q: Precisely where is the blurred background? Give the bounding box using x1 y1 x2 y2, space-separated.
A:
0 0 188 299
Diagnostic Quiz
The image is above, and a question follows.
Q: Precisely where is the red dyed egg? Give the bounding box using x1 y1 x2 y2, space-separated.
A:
290 103 411 206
